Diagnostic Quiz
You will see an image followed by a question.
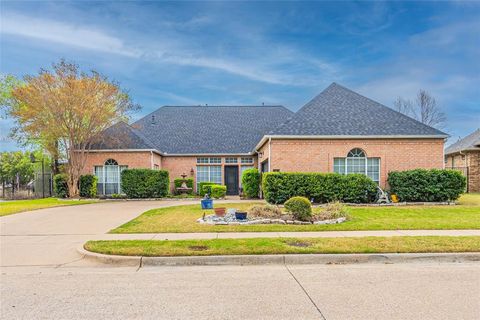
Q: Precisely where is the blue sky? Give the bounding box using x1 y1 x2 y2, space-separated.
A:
1 1 479 150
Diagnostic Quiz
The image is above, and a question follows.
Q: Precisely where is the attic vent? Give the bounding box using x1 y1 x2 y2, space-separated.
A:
151 115 156 124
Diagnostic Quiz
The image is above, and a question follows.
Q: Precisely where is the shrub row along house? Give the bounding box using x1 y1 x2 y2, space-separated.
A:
83 83 448 196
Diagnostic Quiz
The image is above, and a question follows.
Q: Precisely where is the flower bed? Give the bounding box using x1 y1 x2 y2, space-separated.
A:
196 207 347 225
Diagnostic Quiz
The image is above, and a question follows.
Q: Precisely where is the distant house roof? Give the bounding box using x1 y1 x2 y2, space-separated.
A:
132 106 293 154
445 129 480 155
271 83 448 137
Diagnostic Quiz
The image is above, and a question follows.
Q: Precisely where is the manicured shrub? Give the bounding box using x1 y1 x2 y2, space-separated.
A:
199 182 217 196
53 174 68 198
210 185 227 199
121 169 169 198
174 177 194 195
79 174 98 198
248 204 282 218
388 169 466 202
242 168 260 198
262 172 377 204
341 174 378 203
284 196 312 221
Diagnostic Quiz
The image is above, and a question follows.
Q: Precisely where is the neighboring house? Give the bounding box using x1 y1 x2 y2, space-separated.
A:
445 129 480 193
83 83 448 195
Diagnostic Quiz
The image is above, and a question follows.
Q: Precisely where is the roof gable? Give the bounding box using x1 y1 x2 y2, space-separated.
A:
445 128 480 155
271 83 448 137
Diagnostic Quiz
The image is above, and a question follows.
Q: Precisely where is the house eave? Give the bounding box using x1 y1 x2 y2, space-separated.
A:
86 149 255 157
445 147 480 156
254 134 449 151
162 152 255 157
86 148 163 155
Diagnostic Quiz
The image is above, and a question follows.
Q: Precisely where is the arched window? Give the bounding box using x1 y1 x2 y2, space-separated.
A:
104 159 118 166
94 159 127 195
347 148 366 158
333 148 380 184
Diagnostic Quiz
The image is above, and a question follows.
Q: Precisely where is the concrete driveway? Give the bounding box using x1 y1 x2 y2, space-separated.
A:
0 200 197 267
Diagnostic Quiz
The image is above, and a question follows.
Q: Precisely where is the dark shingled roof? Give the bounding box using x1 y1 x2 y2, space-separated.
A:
93 83 448 154
271 83 448 137
132 106 293 154
445 129 480 155
91 122 157 150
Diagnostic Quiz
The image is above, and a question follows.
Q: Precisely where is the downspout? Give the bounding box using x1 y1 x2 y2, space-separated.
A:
268 137 272 172
150 151 154 169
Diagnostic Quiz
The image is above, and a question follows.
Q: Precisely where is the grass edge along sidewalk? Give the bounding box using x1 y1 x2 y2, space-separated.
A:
0 198 98 217
85 236 480 257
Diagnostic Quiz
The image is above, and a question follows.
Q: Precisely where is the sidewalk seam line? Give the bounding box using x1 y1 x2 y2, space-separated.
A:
284 259 327 320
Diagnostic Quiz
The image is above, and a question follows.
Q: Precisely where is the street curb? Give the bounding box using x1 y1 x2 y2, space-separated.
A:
78 245 141 267
78 246 480 266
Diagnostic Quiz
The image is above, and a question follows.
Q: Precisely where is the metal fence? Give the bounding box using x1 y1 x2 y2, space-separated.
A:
0 172 53 200
34 172 53 198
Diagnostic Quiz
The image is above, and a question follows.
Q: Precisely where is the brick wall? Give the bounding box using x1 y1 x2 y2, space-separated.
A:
269 138 445 188
466 151 480 192
161 156 197 192
445 151 480 193
81 151 156 175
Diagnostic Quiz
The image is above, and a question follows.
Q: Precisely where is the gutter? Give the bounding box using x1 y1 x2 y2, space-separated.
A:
83 149 254 157
85 149 163 155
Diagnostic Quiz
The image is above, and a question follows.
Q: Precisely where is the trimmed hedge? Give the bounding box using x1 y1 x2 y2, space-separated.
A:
79 174 97 198
262 172 377 204
284 196 312 221
53 174 68 198
199 182 217 196
241 168 260 198
174 177 194 195
211 185 227 199
121 169 169 198
388 169 466 202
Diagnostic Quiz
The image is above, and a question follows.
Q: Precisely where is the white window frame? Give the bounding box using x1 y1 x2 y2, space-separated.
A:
241 157 254 164
333 149 380 183
225 157 238 164
93 160 128 195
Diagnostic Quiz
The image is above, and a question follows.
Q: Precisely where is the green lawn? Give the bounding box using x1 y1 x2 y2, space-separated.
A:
85 236 480 256
111 193 480 233
0 198 98 217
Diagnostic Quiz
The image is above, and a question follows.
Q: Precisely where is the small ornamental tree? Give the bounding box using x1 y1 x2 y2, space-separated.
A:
7 60 139 197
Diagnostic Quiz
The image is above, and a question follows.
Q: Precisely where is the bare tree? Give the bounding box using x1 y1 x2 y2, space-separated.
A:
393 90 446 129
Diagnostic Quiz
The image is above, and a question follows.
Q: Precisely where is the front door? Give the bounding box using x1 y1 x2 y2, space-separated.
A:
224 166 239 195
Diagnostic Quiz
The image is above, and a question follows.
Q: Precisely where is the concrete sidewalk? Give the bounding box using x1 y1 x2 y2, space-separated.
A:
89 229 480 241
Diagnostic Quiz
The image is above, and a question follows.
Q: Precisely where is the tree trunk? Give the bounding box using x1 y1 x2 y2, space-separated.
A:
67 174 79 198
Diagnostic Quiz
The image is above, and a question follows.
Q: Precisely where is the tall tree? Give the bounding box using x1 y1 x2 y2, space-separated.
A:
393 89 446 129
7 60 139 197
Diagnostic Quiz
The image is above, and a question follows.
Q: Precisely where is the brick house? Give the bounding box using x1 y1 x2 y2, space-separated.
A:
83 83 448 195
445 129 480 193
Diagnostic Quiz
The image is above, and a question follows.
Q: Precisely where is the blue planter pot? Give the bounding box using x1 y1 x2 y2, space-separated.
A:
201 199 213 209
235 211 247 220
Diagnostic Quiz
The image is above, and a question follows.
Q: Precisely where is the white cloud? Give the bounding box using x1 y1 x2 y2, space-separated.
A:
1 12 141 57
1 11 339 86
